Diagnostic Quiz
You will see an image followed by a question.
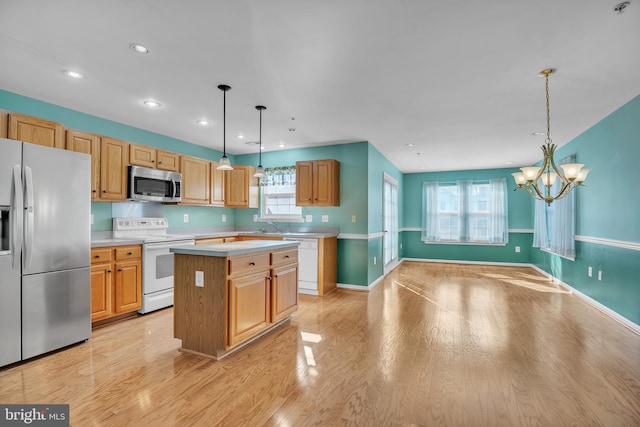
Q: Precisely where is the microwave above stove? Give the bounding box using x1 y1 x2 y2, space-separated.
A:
128 165 182 203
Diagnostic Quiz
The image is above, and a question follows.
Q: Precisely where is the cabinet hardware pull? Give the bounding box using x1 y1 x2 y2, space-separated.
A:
94 255 100 258
92 190 97 193
152 160 155 163
117 269 122 272
128 252 132 255
249 262 255 266
284 255 289 258
107 270 111 273
102 190 106 193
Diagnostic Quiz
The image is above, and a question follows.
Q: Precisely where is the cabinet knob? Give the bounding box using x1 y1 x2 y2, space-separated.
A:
284 255 290 258
249 262 255 266
128 252 132 255
94 255 100 258
117 269 122 272
159 161 162 164
92 190 97 193
107 270 112 273
102 190 106 193
152 160 155 163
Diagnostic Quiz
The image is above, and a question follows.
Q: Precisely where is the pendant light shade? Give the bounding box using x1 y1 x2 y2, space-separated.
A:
216 84 233 171
254 105 267 179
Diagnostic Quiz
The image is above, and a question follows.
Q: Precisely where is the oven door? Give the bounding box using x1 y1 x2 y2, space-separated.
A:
142 239 195 308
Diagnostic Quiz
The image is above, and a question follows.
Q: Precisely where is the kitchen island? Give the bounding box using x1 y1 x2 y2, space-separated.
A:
170 240 299 359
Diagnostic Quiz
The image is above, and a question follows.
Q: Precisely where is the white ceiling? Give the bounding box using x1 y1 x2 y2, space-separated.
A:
1 0 638 173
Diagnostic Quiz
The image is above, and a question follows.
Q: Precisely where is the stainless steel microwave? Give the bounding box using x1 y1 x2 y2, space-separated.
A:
128 165 182 203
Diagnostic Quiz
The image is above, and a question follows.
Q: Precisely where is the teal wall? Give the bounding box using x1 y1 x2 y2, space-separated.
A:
532 94 640 326
401 167 534 264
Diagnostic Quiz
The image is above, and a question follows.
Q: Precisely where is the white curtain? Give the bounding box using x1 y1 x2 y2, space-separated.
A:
532 155 576 259
488 178 508 244
422 182 439 242
457 180 472 242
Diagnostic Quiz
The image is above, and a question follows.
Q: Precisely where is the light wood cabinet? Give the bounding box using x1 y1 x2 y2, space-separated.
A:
180 156 210 205
66 130 101 200
130 144 179 172
0 110 7 138
296 159 340 206
90 245 141 324
174 242 298 359
225 165 259 208
8 113 64 149
100 137 129 201
210 162 225 206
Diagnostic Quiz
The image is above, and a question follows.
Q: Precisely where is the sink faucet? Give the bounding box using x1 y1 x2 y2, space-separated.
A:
267 221 282 233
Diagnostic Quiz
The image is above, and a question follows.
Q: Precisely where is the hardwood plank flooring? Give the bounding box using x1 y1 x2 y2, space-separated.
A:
1 262 639 426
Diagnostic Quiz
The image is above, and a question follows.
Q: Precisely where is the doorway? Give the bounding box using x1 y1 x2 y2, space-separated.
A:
383 173 398 275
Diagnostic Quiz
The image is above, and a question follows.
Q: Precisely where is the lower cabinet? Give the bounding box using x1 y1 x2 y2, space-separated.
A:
90 245 142 323
271 263 299 323
227 272 271 347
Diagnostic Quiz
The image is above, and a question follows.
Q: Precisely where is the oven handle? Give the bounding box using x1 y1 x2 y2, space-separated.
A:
144 241 195 251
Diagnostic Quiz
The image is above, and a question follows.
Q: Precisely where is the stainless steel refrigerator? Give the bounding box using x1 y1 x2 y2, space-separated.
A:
0 138 91 367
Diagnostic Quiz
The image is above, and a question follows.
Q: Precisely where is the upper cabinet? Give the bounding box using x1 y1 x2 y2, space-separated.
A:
225 165 259 208
210 162 225 207
180 156 210 205
8 113 64 149
296 159 340 206
130 144 179 172
100 137 129 201
0 110 7 138
66 130 101 200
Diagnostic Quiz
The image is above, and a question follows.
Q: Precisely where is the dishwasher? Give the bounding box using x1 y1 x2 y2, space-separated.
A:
284 238 318 295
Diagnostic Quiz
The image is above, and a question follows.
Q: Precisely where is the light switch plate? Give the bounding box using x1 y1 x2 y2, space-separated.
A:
222 214 227 222
183 214 189 223
322 215 329 222
253 214 258 222
306 215 313 222
195 271 204 287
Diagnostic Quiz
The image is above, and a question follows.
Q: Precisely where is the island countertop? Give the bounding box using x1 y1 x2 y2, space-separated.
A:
170 239 299 257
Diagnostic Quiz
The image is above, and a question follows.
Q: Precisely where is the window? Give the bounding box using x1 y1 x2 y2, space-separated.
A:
533 156 576 260
422 179 508 244
260 166 302 220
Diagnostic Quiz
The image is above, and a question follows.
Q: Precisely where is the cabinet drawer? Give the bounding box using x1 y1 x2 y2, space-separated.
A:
115 245 142 261
196 238 224 245
91 248 112 264
271 248 298 266
228 253 270 277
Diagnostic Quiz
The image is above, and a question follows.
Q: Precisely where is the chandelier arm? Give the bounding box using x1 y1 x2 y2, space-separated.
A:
524 184 544 201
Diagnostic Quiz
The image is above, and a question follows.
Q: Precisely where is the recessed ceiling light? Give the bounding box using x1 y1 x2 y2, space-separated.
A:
237 134 244 139
289 128 296 132
420 166 428 170
531 132 546 136
504 161 514 165
143 100 161 108
278 142 286 148
196 119 212 126
131 43 149 54
405 143 416 148
64 70 84 79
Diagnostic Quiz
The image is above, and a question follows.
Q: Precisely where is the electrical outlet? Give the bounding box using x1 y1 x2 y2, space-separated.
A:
183 214 189 223
352 215 357 223
322 215 329 222
598 271 602 281
515 246 521 253
588 266 592 277
195 271 204 287
222 214 227 222
253 214 258 222
374 256 377 265
306 215 313 222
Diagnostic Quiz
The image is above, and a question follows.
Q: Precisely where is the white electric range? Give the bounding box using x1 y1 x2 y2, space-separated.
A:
113 217 195 314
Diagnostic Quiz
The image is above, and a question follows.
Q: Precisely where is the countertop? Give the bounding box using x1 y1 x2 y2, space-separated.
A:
91 231 338 248
170 239 300 257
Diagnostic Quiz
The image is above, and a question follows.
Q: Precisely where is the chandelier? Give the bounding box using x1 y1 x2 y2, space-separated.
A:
511 69 590 205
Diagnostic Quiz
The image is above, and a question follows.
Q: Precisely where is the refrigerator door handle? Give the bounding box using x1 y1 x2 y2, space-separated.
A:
24 165 35 269
11 165 23 270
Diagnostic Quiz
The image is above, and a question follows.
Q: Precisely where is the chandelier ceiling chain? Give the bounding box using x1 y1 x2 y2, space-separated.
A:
254 105 267 179
511 68 590 205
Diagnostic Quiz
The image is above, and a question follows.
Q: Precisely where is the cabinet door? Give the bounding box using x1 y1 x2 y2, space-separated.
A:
8 113 64 149
225 165 258 208
0 110 8 138
66 130 100 200
90 263 113 322
114 260 142 313
295 161 313 206
180 156 210 205
314 159 339 206
227 272 270 347
210 162 225 206
100 137 128 201
157 150 179 172
129 144 156 168
271 264 298 323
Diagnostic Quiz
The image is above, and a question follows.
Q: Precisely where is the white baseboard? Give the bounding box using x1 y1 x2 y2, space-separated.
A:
529 265 640 336
401 257 531 268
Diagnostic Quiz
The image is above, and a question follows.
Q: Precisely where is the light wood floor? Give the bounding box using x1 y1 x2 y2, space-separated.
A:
2 262 639 426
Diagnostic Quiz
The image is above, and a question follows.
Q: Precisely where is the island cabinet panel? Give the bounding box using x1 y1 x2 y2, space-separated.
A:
173 241 299 360
271 263 298 323
227 272 271 347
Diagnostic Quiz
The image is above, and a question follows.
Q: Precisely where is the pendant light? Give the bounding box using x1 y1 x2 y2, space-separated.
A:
254 105 267 179
216 84 233 170
511 69 590 205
